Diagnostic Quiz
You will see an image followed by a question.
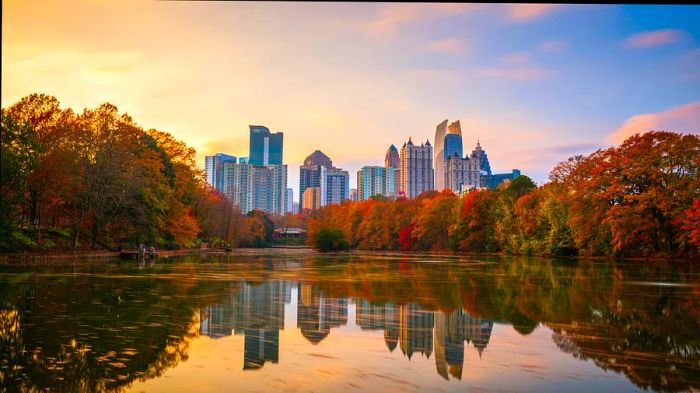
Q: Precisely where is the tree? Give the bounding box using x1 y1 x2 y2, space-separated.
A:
313 228 350 252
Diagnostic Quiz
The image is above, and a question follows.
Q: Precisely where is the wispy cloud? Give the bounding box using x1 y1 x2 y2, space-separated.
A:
624 29 683 48
607 101 700 144
362 3 480 40
479 51 546 81
428 37 468 54
479 67 547 81
539 40 569 53
508 4 562 22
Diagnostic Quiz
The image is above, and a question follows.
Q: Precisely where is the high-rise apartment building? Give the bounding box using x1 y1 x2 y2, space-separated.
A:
249 125 283 165
205 153 237 191
209 124 287 215
223 162 287 215
434 120 462 191
326 168 350 205
400 138 434 199
357 166 396 200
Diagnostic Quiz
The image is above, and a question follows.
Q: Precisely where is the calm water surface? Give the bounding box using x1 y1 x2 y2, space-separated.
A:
1 252 699 392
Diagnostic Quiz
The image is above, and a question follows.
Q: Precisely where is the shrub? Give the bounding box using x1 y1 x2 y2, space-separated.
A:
313 228 350 252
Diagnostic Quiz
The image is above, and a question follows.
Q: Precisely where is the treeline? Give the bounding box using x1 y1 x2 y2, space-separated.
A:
0 94 286 251
308 131 700 258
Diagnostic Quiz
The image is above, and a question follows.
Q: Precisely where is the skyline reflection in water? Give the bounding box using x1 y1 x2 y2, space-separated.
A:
198 280 495 381
0 253 698 392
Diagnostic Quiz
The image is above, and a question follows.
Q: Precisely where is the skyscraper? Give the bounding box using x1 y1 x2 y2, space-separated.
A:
400 138 434 199
357 166 395 200
434 120 462 190
444 151 480 194
471 141 491 176
299 150 348 210
434 120 448 191
326 168 350 205
205 153 236 191
384 144 400 168
384 145 401 197
224 162 287 215
249 125 283 165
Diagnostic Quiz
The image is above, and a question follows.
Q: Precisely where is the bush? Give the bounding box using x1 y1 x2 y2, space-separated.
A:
313 228 350 252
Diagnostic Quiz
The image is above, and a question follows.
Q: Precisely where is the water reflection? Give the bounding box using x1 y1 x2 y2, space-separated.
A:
0 255 699 392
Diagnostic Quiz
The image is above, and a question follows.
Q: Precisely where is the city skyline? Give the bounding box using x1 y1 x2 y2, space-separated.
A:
3 2 699 200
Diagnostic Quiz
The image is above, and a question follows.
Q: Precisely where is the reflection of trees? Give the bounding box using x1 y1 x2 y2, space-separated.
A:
0 263 223 392
1 255 699 392
298 255 700 392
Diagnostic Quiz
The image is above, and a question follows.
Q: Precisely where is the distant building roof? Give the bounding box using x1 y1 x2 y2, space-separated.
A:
303 150 333 167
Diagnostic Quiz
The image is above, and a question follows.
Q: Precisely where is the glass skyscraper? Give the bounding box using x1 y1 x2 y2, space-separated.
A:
249 125 283 165
443 134 463 161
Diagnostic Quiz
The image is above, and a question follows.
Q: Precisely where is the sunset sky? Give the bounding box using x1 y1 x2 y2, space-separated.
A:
3 2 699 200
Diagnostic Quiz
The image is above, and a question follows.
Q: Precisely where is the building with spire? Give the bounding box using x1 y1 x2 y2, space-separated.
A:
384 144 401 197
400 137 434 199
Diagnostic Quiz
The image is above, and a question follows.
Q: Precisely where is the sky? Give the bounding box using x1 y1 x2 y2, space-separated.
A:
3 2 700 201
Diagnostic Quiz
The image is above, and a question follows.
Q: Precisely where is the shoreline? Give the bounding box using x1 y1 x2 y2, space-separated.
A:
0 246 694 265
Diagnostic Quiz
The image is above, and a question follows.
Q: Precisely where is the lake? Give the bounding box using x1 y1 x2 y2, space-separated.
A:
1 251 698 392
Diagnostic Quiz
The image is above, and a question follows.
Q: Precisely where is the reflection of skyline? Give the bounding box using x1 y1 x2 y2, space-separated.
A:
199 281 291 370
356 299 494 380
199 282 495 379
297 283 348 344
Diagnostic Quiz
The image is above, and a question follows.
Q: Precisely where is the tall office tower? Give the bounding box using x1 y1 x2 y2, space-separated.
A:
349 188 358 202
223 162 287 215
326 167 349 205
205 153 237 191
302 187 322 211
292 202 300 214
384 145 401 197
470 141 491 176
286 188 294 214
357 166 395 200
384 144 400 168
434 120 463 190
434 120 448 190
400 138 434 199
249 125 283 165
300 164 328 206
444 151 481 194
299 150 348 207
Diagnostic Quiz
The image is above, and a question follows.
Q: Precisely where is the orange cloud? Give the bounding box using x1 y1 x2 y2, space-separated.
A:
428 37 467 54
362 4 480 40
607 101 700 144
509 4 562 22
624 29 683 48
